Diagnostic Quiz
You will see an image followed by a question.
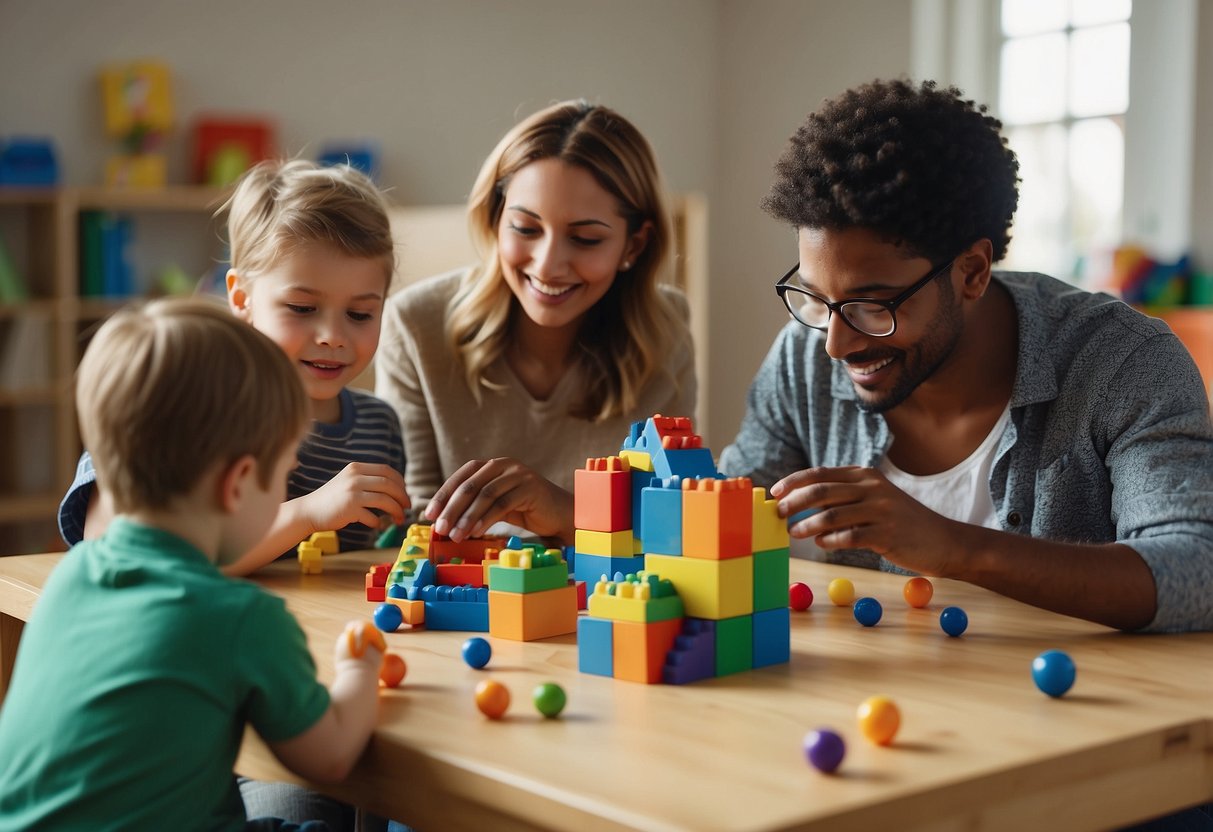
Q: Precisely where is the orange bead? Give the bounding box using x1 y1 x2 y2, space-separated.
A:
857 695 901 746
903 577 934 608
379 652 407 688
475 679 510 719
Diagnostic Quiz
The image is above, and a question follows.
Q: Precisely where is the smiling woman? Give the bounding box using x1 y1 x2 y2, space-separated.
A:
375 100 696 545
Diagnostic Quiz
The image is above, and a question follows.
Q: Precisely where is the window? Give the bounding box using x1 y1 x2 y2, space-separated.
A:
996 0 1132 281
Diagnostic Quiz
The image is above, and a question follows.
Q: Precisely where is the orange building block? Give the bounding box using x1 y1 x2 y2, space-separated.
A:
574 456 632 532
488 585 577 641
613 618 683 684
385 598 425 626
682 477 753 560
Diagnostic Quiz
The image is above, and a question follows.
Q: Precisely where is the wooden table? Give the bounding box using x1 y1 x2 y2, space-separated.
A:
3 549 1211 831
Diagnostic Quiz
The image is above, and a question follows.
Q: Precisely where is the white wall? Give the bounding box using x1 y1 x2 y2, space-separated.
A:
0 0 912 448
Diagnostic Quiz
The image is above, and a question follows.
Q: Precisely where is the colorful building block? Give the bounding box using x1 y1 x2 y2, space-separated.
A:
573 579 587 610
752 607 791 668
417 585 489 631
430 532 506 564
663 618 716 685
572 553 645 585
385 597 426 626
575 528 634 558
488 548 569 594
682 477 753 560
297 541 322 574
613 618 683 684
753 548 791 612
577 616 615 677
642 415 717 479
575 456 632 532
488 585 578 641
619 449 653 472
715 615 754 677
752 488 791 552
640 477 682 556
587 573 684 622
645 554 754 620
307 530 339 554
436 562 486 587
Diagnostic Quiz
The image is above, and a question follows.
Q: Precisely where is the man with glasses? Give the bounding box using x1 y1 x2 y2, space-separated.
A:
718 78 1213 634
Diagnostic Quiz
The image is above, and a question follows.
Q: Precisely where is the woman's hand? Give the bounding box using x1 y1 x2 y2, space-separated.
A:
425 458 575 544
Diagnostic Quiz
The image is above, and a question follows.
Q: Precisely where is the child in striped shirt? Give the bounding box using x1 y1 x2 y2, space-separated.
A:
59 160 410 576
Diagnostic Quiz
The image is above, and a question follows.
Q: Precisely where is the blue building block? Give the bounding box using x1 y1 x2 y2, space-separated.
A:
640 477 683 556
573 552 645 585
752 607 791 668
416 584 490 631
0 138 59 186
663 618 716 684
652 447 716 480
630 468 650 543
577 616 614 677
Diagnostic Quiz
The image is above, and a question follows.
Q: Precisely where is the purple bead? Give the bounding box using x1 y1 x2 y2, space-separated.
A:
803 728 846 773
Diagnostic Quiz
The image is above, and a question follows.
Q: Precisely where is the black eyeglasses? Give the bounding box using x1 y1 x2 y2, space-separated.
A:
775 258 955 337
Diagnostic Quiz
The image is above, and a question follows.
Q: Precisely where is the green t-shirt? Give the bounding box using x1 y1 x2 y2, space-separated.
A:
0 518 331 831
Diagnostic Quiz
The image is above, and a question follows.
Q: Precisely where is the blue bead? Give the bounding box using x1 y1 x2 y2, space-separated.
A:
939 606 968 637
372 602 402 633
1032 649 1076 697
852 596 883 627
462 637 492 669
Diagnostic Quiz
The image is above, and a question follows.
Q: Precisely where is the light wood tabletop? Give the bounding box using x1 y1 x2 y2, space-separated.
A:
2 548 1211 831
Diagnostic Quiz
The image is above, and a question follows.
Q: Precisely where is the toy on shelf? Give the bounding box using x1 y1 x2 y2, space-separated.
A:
318 143 380 182
577 414 792 685
191 117 275 186
99 61 173 188
0 137 59 186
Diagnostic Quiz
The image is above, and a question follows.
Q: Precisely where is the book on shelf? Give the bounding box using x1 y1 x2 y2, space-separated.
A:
0 236 29 303
79 211 134 298
0 309 50 390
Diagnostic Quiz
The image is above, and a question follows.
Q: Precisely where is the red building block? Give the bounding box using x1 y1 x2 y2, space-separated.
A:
429 534 507 565
574 456 632 532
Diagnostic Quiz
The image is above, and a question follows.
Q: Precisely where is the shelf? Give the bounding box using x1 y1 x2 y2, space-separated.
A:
0 188 59 206
0 386 64 407
75 186 229 212
0 299 58 319
0 493 60 524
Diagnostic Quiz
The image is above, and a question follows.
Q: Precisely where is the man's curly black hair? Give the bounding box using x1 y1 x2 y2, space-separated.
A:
763 78 1020 263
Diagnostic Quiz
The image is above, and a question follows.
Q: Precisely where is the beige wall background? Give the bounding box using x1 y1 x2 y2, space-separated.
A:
0 0 913 449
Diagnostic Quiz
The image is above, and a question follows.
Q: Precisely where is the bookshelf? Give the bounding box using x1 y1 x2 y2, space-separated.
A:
0 186 227 555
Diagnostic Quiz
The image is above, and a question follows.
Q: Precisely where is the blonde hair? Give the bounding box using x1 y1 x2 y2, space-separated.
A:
447 100 685 421
221 159 394 283
77 298 310 514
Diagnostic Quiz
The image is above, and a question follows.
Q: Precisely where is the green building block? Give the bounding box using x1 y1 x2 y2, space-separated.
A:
715 614 753 677
753 548 790 612
488 562 569 594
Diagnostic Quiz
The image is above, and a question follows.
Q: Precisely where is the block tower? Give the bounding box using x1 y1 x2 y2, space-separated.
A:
576 415 791 684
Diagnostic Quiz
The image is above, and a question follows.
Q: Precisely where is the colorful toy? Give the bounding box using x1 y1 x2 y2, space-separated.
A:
852 597 882 627
462 637 492 669
857 695 900 746
803 728 846 773
99 60 172 187
532 682 567 718
191 117 275 186
577 415 791 685
0 138 59 186
475 679 510 719
379 653 407 688
342 621 386 659
789 582 813 611
373 602 403 633
488 544 577 641
298 530 338 574
827 578 855 606
903 577 934 608
939 606 969 637
1032 649 1076 698
318 143 381 181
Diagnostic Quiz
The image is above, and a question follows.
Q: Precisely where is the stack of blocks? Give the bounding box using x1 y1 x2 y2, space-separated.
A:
488 545 578 641
577 415 791 684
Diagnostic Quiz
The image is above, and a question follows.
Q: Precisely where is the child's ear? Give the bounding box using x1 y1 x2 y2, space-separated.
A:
217 454 258 514
226 270 252 321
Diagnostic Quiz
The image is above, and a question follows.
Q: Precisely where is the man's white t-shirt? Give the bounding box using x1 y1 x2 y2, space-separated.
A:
878 406 1011 530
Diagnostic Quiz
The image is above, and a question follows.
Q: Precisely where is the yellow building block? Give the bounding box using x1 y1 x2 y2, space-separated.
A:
587 573 683 623
105 154 167 188
297 542 322 575
575 528 633 558
644 554 753 620
307 530 339 554
488 586 577 641
751 488 790 552
619 449 654 472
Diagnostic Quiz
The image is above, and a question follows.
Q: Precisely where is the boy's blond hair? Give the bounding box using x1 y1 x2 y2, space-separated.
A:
77 298 310 514
221 159 395 283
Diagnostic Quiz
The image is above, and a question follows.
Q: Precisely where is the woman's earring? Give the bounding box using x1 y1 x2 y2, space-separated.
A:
621 261 631 271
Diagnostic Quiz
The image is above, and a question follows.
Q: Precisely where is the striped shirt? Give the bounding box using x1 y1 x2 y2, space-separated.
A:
59 387 406 554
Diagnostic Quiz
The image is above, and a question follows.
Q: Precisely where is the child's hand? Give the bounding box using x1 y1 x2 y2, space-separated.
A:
335 620 386 668
300 462 410 533
424 457 574 544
